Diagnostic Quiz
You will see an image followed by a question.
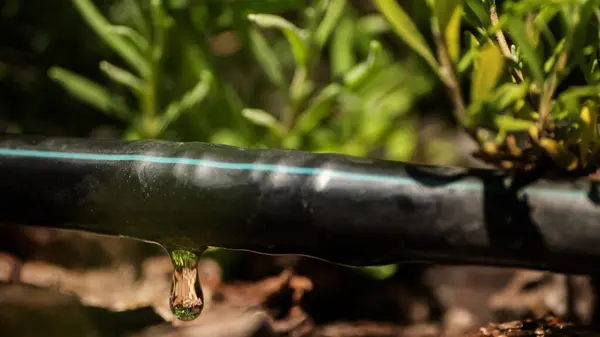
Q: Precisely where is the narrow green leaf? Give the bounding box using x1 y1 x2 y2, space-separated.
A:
248 28 285 87
343 40 382 90
48 67 130 120
543 38 566 74
534 5 560 48
210 129 249 147
558 85 600 102
372 0 439 74
573 0 600 75
495 115 535 132
248 13 309 67
150 0 173 29
471 42 505 102
432 0 463 32
580 102 597 165
385 119 417 161
444 3 463 62
71 0 150 76
331 15 356 77
161 71 212 130
99 61 144 93
150 0 173 62
457 32 479 72
295 83 342 134
356 14 391 35
242 108 283 135
490 82 529 111
108 25 149 52
464 0 491 28
353 265 398 280
314 0 347 48
125 0 150 38
505 15 544 85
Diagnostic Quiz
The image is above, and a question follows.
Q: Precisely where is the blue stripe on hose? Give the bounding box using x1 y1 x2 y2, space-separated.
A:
0 148 587 198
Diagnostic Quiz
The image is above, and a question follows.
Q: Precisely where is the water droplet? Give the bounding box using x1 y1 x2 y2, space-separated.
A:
169 249 204 321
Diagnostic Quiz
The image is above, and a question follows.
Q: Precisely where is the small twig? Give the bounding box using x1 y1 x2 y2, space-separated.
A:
431 23 470 133
490 6 512 59
490 6 526 85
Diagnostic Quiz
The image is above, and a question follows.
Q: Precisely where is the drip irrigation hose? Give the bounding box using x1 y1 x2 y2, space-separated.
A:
0 135 599 274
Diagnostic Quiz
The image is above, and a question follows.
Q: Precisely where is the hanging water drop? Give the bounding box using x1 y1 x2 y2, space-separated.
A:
169 249 204 321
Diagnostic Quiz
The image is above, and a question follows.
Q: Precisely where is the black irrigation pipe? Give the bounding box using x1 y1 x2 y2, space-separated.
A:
1 135 600 274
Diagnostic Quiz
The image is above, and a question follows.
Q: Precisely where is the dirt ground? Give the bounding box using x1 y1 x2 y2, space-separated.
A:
1 225 600 337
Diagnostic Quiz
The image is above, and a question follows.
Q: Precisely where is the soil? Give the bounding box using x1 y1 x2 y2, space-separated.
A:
1 225 600 337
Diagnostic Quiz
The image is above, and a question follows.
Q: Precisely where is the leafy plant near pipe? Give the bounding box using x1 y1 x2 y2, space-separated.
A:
376 0 600 174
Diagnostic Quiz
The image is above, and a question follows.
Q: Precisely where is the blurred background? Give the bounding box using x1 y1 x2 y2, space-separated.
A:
0 0 595 336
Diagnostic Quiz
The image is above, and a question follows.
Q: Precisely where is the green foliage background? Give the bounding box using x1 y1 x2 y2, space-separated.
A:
4 0 600 172
0 0 456 166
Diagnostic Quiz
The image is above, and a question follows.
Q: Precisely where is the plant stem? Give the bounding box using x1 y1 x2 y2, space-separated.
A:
431 22 468 130
490 5 526 85
490 6 511 59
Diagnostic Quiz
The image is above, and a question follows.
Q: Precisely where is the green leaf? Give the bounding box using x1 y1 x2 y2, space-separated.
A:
534 5 560 48
505 15 544 85
490 82 529 111
242 109 283 136
464 0 491 28
444 3 463 62
372 0 439 74
248 13 309 67
471 42 505 102
431 0 463 32
150 0 173 29
580 102 598 165
331 15 356 77
150 0 173 62
558 85 600 102
343 40 382 90
295 84 342 134
125 0 150 37
457 32 479 72
356 14 391 35
161 71 212 130
314 0 347 48
48 67 130 120
210 129 249 147
99 61 144 93
573 0 600 53
543 38 566 74
385 119 417 161
71 0 150 76
495 115 535 132
248 28 285 87
107 25 149 52
353 265 398 280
